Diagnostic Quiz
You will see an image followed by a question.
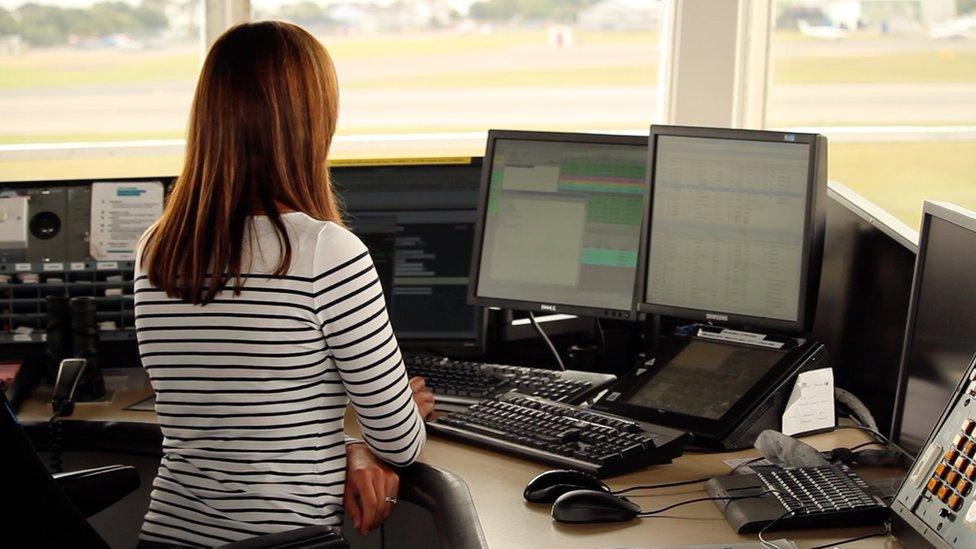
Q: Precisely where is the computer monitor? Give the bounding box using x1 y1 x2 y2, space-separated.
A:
891 201 976 456
332 160 488 354
811 182 918 436
469 130 649 319
637 126 827 333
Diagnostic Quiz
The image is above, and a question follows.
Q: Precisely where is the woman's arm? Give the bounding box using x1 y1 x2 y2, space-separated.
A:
314 227 426 467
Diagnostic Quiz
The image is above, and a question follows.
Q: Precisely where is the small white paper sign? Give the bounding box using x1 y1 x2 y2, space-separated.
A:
782 367 835 436
89 182 164 260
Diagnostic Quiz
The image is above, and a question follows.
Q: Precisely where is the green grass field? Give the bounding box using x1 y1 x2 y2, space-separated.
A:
774 51 976 84
0 50 198 91
2 30 975 93
2 140 973 230
1 30 974 228
829 140 976 228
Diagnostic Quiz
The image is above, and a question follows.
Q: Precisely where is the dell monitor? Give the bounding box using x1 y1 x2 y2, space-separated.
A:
637 126 827 334
892 201 976 456
469 130 649 320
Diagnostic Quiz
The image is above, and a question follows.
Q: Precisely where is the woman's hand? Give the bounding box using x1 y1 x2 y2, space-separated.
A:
409 376 435 420
345 442 400 535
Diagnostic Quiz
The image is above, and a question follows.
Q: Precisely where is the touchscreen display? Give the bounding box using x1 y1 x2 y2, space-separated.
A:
628 340 785 420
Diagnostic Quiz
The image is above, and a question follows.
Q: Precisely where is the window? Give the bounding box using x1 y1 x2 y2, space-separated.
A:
253 0 666 158
2 0 667 179
0 0 202 181
768 0 976 228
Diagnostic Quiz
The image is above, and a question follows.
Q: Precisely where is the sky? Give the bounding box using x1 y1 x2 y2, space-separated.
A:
0 0 137 8
2 0 478 10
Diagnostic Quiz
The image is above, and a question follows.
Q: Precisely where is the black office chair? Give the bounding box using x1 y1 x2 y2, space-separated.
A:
1 388 347 549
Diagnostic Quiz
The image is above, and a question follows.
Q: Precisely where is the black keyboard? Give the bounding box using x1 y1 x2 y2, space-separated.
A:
706 466 889 533
404 355 616 411
428 392 691 477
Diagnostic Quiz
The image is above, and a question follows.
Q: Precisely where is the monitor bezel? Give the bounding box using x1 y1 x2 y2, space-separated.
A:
635 125 827 334
333 158 490 356
890 201 976 453
467 129 649 321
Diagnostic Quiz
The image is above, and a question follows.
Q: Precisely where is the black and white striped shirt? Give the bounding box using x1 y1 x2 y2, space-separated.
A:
135 213 425 547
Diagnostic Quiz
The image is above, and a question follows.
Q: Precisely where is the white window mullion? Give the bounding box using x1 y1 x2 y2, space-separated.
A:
658 0 772 129
203 0 251 51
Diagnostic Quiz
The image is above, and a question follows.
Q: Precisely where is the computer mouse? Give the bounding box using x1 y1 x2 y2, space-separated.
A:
551 489 642 524
523 469 611 503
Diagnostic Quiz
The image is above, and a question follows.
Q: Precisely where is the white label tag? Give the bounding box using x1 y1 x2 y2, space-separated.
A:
42 263 64 272
697 328 785 349
782 368 835 436
70 262 87 271
14 263 30 272
96 261 119 270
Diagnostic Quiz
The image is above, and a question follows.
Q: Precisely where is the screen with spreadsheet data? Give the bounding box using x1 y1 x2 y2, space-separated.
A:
646 135 812 322
474 136 647 314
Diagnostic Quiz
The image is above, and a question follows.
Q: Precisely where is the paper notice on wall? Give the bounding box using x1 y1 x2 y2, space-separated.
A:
89 182 164 260
781 367 835 436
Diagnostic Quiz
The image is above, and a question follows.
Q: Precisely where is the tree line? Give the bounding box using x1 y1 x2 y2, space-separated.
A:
0 2 168 47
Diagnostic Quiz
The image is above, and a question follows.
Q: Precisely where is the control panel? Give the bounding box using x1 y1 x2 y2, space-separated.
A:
894 354 976 548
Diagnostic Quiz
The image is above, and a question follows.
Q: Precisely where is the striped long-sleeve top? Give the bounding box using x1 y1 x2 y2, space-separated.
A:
134 212 425 548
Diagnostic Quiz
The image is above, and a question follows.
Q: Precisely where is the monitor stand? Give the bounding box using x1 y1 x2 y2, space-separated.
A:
494 309 593 342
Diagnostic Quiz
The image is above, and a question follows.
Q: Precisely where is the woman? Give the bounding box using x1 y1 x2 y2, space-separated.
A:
134 21 434 548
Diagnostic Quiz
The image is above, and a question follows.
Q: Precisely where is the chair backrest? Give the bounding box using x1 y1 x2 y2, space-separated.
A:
1 389 108 548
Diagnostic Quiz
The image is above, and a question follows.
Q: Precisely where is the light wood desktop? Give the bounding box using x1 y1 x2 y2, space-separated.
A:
19 379 904 549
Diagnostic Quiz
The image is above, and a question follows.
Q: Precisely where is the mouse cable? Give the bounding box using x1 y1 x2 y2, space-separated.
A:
807 521 891 549
614 456 766 495
47 398 71 474
830 424 914 462
757 507 798 549
595 318 607 351
756 499 889 549
528 311 566 371
848 440 883 451
638 489 792 517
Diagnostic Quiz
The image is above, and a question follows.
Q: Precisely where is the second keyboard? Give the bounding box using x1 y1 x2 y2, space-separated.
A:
404 355 617 410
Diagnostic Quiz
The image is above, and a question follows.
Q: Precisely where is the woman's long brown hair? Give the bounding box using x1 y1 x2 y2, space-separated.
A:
142 21 344 304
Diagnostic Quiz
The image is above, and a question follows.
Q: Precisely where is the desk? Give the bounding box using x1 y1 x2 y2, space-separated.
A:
19 377 903 549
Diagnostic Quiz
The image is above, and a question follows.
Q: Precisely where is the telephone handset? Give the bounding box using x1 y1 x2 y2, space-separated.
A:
52 358 87 417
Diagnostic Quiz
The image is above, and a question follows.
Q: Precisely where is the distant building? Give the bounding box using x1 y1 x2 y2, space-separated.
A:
323 0 457 32
780 0 957 30
163 0 201 40
0 34 24 55
577 0 663 31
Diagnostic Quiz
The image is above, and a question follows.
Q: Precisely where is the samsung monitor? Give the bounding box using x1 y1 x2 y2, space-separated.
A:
891 201 976 456
637 125 827 334
469 130 649 320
